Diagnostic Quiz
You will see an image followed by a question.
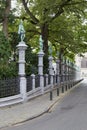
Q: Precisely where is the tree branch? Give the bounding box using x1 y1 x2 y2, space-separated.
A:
65 1 87 6
22 0 39 24
51 0 72 21
27 29 40 34
53 0 87 20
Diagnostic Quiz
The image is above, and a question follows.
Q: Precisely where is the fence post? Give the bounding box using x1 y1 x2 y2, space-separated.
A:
56 59 59 83
56 59 60 96
54 74 56 85
31 74 35 92
61 59 64 93
68 60 70 89
48 56 53 88
38 35 44 94
45 74 48 86
17 41 27 102
48 56 53 100
65 59 67 91
38 51 44 94
62 58 66 92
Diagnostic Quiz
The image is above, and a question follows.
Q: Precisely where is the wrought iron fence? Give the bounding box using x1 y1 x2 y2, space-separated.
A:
44 75 46 87
53 75 55 84
35 75 40 88
56 75 58 83
48 75 51 85
27 76 32 92
0 77 20 98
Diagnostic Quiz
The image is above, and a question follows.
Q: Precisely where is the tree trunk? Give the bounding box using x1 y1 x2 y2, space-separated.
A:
41 22 49 55
2 0 11 38
40 22 49 73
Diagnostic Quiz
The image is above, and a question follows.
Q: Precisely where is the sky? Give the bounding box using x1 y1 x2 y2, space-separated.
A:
11 0 21 16
11 0 17 9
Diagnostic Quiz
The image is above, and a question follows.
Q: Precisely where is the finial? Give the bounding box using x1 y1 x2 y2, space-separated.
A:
39 35 43 51
18 20 25 41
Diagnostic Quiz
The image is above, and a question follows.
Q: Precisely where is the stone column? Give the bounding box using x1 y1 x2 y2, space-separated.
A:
31 74 35 92
45 74 48 86
66 59 69 90
62 62 65 82
68 60 70 89
48 56 53 88
17 41 27 101
56 59 60 84
38 50 44 94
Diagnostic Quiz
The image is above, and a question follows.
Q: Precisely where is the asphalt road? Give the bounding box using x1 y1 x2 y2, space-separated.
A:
2 79 87 130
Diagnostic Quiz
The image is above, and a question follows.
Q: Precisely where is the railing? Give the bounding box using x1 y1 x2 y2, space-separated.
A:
49 78 83 101
35 75 40 88
44 75 46 87
0 77 20 98
27 76 32 92
0 73 83 107
48 75 51 85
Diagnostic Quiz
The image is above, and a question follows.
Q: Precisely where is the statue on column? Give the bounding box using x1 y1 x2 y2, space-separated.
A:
18 20 25 41
39 35 43 51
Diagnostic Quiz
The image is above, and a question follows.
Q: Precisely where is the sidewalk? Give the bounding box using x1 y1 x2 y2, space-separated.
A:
0 82 81 129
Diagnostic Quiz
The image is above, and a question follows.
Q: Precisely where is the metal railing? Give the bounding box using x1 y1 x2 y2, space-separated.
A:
0 77 20 98
35 75 40 88
27 76 32 92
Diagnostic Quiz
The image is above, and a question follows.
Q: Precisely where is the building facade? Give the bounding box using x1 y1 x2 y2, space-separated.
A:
75 53 87 78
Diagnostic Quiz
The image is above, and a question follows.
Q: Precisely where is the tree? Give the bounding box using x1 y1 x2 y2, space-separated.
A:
0 31 17 79
0 0 11 38
21 0 87 55
0 0 87 77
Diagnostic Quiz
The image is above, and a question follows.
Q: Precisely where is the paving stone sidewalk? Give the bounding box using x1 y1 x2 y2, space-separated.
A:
0 82 81 129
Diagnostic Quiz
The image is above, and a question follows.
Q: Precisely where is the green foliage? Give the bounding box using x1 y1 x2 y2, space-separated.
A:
25 45 38 75
19 0 87 59
1 0 87 77
0 31 11 61
49 11 87 59
0 62 18 79
0 31 18 79
0 1 6 21
25 45 49 75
